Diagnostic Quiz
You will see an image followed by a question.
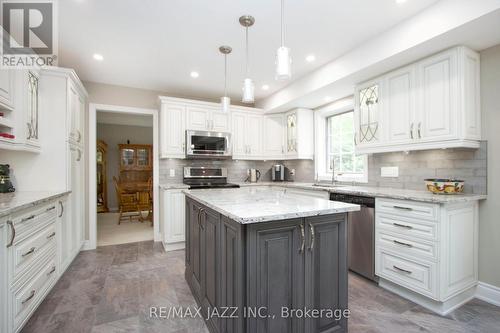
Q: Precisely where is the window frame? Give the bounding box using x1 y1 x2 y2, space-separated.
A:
314 97 368 183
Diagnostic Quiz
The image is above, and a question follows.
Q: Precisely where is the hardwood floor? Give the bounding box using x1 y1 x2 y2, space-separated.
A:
21 241 500 333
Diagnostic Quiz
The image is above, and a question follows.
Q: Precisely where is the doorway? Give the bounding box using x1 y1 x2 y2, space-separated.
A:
88 104 160 249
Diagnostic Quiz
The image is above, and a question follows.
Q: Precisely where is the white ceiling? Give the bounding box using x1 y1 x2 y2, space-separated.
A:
58 0 441 103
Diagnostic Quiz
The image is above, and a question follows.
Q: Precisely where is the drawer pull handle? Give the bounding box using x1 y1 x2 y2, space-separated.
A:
393 265 412 274
393 223 413 230
22 247 36 257
393 240 413 248
7 220 15 247
46 206 56 212
47 266 56 276
393 206 412 211
22 290 36 304
47 232 56 239
21 215 36 222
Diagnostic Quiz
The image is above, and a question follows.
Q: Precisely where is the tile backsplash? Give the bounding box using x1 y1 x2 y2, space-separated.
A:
359 141 488 194
159 159 315 184
160 142 487 194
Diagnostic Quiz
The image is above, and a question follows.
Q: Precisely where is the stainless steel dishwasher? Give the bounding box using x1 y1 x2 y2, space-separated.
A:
330 193 376 281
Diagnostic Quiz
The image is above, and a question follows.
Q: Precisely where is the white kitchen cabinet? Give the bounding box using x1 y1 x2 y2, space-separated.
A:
263 114 285 159
67 80 85 147
1 195 74 333
0 221 7 333
68 144 84 257
355 46 481 154
231 111 263 160
159 100 187 158
375 198 479 315
160 189 186 251
186 105 230 132
418 49 457 142
0 69 15 111
385 66 416 144
57 197 71 273
284 108 314 160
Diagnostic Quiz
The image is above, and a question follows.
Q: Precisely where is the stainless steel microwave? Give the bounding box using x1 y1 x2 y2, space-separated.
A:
185 130 232 159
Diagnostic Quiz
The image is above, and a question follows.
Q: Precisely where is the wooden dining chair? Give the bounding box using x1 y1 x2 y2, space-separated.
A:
113 176 141 224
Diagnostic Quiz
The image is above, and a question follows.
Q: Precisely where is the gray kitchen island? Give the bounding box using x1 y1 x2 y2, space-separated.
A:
183 186 360 333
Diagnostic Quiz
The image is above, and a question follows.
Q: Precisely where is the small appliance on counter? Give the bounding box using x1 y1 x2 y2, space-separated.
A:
183 166 240 189
0 164 15 193
246 169 261 183
271 164 285 181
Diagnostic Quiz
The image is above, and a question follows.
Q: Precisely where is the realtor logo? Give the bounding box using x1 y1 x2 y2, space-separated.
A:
1 0 58 68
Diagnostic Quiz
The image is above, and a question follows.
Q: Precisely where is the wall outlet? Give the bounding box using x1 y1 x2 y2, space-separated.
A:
290 168 296 176
381 166 399 178
169 169 175 177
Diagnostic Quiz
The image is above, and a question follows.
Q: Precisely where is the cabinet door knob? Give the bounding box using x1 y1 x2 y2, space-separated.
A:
58 201 64 218
46 232 56 239
21 215 36 222
393 240 413 248
22 247 36 257
393 265 412 274
417 122 422 139
410 123 414 139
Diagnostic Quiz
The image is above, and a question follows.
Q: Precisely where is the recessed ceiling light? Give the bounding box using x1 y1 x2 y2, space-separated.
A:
324 96 333 102
190 71 199 78
305 54 316 62
93 53 104 61
261 84 270 91
396 0 407 4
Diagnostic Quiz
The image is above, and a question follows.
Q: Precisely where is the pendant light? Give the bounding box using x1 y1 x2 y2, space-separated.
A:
219 45 232 113
275 0 291 80
239 15 255 104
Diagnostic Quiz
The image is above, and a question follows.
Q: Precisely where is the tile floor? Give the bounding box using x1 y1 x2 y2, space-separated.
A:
21 241 500 333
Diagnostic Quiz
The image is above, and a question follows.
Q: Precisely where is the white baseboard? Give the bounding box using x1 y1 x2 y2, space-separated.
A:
162 241 185 252
476 281 500 307
81 240 95 251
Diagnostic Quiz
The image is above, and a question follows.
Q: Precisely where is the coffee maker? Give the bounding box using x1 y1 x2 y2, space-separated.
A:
271 164 285 181
0 164 15 193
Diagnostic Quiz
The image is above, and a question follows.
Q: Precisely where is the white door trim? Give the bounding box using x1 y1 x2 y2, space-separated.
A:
87 103 160 250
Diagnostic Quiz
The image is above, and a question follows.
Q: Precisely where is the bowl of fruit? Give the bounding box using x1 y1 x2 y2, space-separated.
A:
424 179 465 194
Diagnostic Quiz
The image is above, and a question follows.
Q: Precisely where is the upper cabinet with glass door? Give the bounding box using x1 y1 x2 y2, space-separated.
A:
25 70 40 149
284 108 314 160
354 46 481 155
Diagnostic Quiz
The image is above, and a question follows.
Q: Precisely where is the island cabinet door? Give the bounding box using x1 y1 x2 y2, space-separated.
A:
304 215 348 333
186 199 203 300
247 219 305 333
200 207 221 332
219 216 244 333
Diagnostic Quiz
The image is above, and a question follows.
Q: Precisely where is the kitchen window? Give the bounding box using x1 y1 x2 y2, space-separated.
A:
326 111 367 182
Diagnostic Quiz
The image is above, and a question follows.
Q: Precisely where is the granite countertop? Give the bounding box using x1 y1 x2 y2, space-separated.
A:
183 186 360 224
160 183 190 190
237 182 487 204
0 191 70 219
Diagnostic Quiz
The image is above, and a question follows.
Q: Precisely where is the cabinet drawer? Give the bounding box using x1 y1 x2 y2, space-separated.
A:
376 249 437 299
376 198 438 221
11 202 57 243
377 230 438 261
376 214 438 241
13 222 57 279
13 252 58 330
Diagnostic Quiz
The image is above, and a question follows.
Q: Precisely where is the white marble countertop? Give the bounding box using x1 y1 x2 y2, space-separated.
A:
237 182 487 204
0 191 70 219
159 183 190 190
183 186 360 224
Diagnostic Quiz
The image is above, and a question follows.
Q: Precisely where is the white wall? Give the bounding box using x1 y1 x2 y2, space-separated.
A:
96 122 153 210
479 44 500 288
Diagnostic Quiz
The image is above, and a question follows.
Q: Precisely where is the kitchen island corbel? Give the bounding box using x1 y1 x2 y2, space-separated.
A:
183 187 360 333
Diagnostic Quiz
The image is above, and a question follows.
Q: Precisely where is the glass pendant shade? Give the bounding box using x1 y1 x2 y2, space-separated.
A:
242 78 255 103
275 46 292 81
220 96 230 112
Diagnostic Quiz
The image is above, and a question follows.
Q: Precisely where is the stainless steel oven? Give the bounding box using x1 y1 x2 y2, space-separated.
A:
185 130 231 159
